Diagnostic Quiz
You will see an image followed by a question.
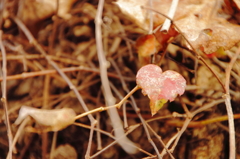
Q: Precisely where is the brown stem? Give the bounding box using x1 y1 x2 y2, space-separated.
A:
223 46 240 159
0 30 13 159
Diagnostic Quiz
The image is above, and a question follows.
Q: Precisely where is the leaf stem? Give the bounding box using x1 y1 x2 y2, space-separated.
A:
75 85 140 120
223 46 240 159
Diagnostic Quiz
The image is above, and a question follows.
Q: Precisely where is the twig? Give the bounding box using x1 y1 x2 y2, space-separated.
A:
74 122 153 157
75 105 119 120
0 66 135 82
122 102 128 128
109 81 129 127
192 99 225 117
85 120 97 159
95 0 137 154
146 123 175 159
216 123 240 138
223 46 240 159
49 131 58 159
179 98 192 118
95 90 103 151
42 71 50 159
0 30 13 159
89 124 146 159
0 0 5 30
212 57 240 83
96 113 102 150
148 0 153 34
169 118 191 153
6 117 31 159
160 132 179 156
9 44 28 71
78 114 179 158
168 99 224 154
166 113 240 128
158 45 168 66
160 0 179 33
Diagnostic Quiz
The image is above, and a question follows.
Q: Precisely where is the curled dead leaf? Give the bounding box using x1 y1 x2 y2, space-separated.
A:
15 106 76 132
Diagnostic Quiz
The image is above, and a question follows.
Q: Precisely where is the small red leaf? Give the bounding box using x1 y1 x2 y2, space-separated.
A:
136 64 186 115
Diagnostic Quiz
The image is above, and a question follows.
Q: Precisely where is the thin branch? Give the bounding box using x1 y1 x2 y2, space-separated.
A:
160 0 179 33
74 122 153 157
168 99 224 154
0 30 13 159
148 0 153 34
160 132 179 156
0 66 135 82
6 117 31 159
85 121 98 159
146 123 175 159
166 114 240 128
75 105 118 120
96 113 102 150
95 0 137 154
42 71 50 159
49 131 58 159
192 99 225 117
223 46 240 159
89 124 149 159
169 118 191 153
0 0 5 30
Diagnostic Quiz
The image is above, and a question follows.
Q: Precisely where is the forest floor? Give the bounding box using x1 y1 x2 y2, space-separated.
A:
0 0 240 159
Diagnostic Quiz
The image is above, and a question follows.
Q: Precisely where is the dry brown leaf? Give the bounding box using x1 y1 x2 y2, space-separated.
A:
135 34 158 57
116 0 240 54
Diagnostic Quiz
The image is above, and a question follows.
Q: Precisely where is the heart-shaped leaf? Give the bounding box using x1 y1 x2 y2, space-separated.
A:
136 64 186 115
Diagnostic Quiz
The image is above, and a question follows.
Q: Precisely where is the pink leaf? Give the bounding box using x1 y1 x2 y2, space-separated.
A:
158 70 186 102
136 64 186 115
136 64 162 99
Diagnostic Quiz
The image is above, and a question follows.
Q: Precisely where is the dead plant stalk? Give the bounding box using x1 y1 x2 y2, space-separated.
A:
223 46 240 159
95 0 137 155
0 30 13 159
